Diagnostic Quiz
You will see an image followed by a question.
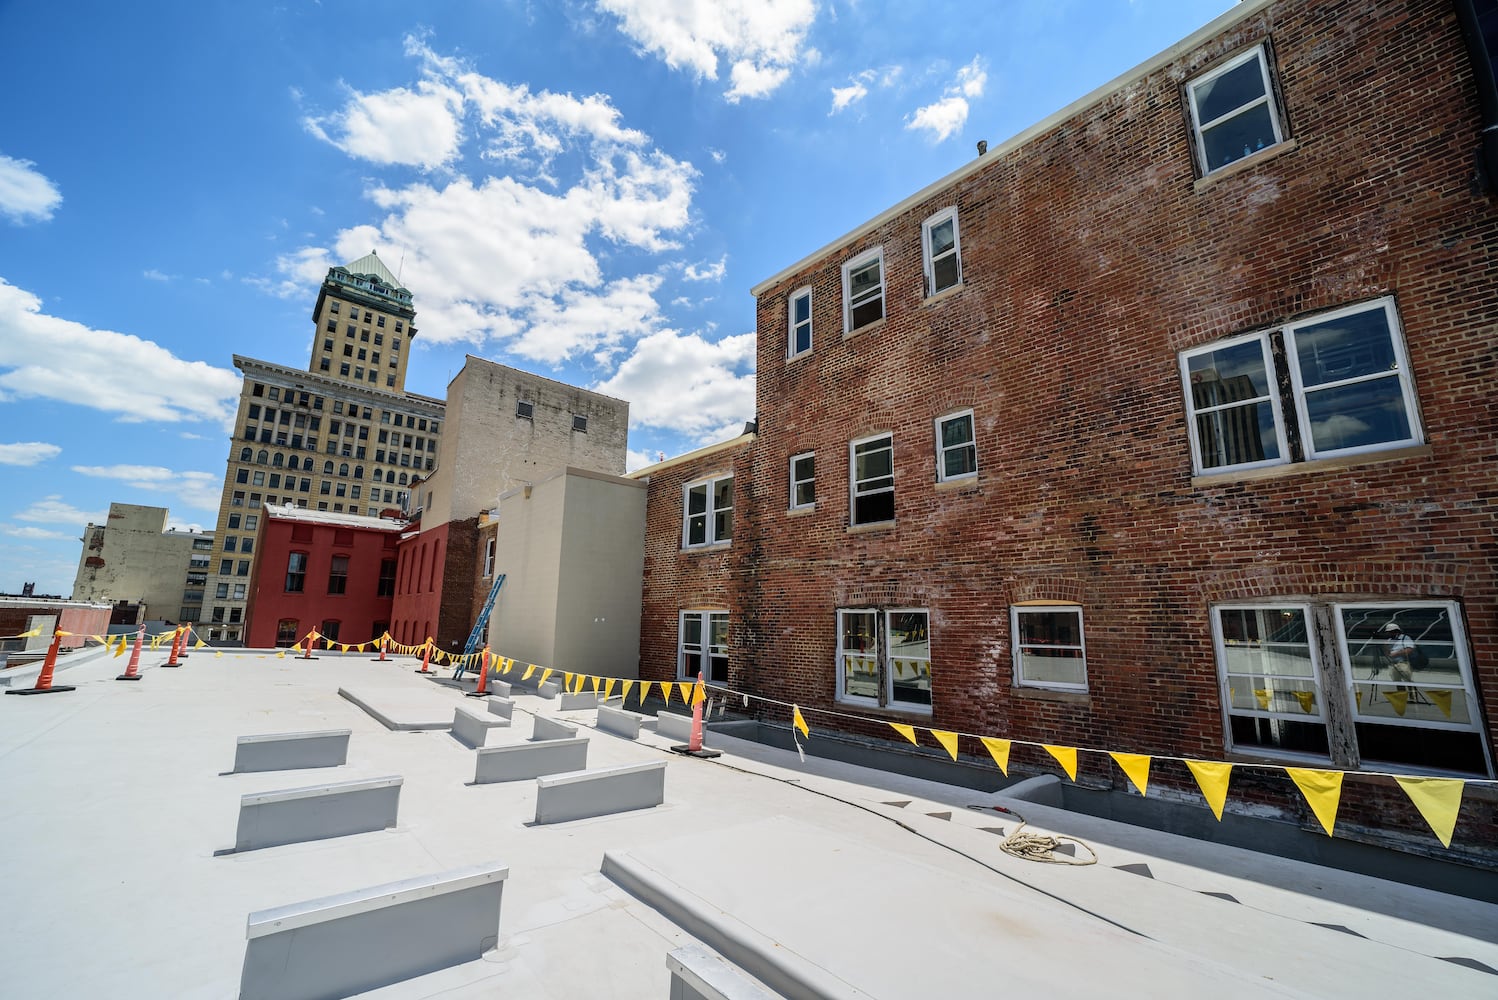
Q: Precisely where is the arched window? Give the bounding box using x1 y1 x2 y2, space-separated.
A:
353 465 363 479
239 447 252 462
398 473 408 485
323 461 334 475
373 469 383 482
339 463 349 476
257 450 269 465
272 453 284 468
302 457 314 471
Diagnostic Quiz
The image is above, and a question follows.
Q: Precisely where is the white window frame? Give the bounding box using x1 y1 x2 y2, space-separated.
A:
1186 44 1285 176
1210 603 1332 763
921 207 962 296
842 247 885 333
678 609 729 683
1283 297 1423 461
1180 329 1288 475
835 607 933 713
788 287 813 359
849 433 895 527
1011 604 1088 692
682 473 733 548
934 409 977 482
789 451 815 510
482 537 495 579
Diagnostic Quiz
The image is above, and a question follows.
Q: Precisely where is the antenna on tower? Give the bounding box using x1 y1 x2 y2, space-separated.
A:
397 251 405 282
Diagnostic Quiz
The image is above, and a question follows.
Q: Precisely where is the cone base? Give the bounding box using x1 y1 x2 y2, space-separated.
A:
7 685 77 696
161 663 182 668
669 745 721 759
464 690 490 698
115 674 144 681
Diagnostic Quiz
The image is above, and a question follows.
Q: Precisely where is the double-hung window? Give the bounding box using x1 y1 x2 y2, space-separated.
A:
789 452 815 510
327 555 349 595
682 474 733 547
482 538 495 578
1181 298 1421 475
850 434 894 526
679 610 729 684
934 410 977 482
1186 44 1285 175
788 287 812 358
842 248 885 332
922 208 961 295
1011 605 1087 691
836 608 932 712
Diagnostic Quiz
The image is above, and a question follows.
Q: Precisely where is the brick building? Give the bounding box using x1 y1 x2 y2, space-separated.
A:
638 0 1498 864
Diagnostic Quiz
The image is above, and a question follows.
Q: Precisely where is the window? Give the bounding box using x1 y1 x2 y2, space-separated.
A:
228 513 241 529
240 538 253 555
219 559 232 574
850 434 894 526
1187 44 1285 175
1181 298 1420 475
235 468 249 484
788 287 812 357
251 471 265 487
842 248 885 332
232 583 246 600
682 474 733 547
836 608 931 711
516 400 533 420
922 208 961 295
237 560 250 576
1210 601 1488 776
1012 605 1087 691
275 619 299 647
572 414 587 433
377 558 396 597
245 514 257 530
482 538 495 578
330 301 340 314
223 536 237 552
215 583 228 599
327 555 349 595
212 607 225 623
789 452 815 510
679 610 729 684
285 552 307 592
934 411 977 481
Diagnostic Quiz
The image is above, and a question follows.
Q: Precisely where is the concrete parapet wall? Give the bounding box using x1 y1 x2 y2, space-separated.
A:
656 710 695 743
558 691 598 710
597 703 646 740
452 707 510 748
473 736 588 784
486 696 514 719
239 861 508 1000
530 715 578 742
534 760 665 824
537 680 560 699
232 730 351 773
234 775 402 852
667 945 778 1000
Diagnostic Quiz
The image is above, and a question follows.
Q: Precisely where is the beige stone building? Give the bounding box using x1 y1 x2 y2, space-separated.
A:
201 252 445 642
72 503 214 622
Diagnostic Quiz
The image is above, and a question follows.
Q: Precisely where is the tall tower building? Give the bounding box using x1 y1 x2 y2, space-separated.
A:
200 253 445 644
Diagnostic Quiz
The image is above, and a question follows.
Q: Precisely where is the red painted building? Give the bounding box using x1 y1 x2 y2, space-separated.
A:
244 505 403 648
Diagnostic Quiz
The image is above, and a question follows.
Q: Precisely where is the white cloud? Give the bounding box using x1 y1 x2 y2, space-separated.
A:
15 496 103 526
0 442 61 466
1 525 74 541
71 465 225 514
0 279 241 427
142 268 176 282
594 329 756 442
304 67 464 170
0 154 62 223
830 81 868 114
682 256 727 282
708 147 727 164
595 0 815 102
906 56 987 142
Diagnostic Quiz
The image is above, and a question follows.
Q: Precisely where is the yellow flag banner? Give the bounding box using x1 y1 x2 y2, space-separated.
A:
604 678 617 701
113 635 128 657
591 675 601 695
522 664 536 681
792 705 810 739
621 680 635 703
503 658 515 674
1395 776 1465 848
215 650 224 658
677 681 693 705
18 627 42 639
1384 690 1409 716
539 668 554 688
889 722 919 745
1426 689 1453 719
1042 744 1079 781
1110 752 1151 797
692 678 706 708
1292 690 1315 713
564 672 575 692
638 680 652 704
275 651 287 659
1285 767 1343 837
980 737 1011 775
930 729 960 761
1186 760 1233 820
195 638 207 649
1253 688 1271 710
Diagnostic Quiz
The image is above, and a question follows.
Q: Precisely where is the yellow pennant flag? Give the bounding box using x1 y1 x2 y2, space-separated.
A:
692 677 706 707
1395 776 1465 848
503 658 515 674
1383 689 1409 716
1186 760 1234 820
980 737 1011 775
1285 767 1343 837
564 672 575 691
195 638 207 649
275 650 286 659
677 681 693 705
18 627 41 638
792 704 810 739
638 680 653 704
889 722 919 745
112 635 127 657
1110 752 1151 796
1042 744 1079 781
1253 688 1272 710
522 664 536 681
539 668 554 687
1425 689 1453 719
930 729 960 761
1355 690 1363 710
621 679 635 703
591 675 601 694
214 650 223 658
604 677 617 701
1292 690 1315 713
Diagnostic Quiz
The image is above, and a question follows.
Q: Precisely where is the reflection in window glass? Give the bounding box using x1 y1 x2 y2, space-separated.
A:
887 610 931 708
1214 606 1329 756
1188 46 1283 172
837 609 880 702
1288 303 1414 456
1184 334 1283 471
1013 606 1087 689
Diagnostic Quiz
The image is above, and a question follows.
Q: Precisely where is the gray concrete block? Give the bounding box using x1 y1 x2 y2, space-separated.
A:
473 737 589 784
668 945 777 1000
534 760 665 824
0 664 43 688
232 730 351 773
234 775 402 852
558 691 598 710
451 707 510 748
537 680 560 699
656 710 695 743
490 680 512 699
485 696 513 719
530 715 579 742
240 861 508 1000
597 703 645 740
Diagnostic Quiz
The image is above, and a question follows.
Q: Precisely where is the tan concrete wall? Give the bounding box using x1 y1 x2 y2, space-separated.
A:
553 471 645 678
487 474 564 669
72 504 211 621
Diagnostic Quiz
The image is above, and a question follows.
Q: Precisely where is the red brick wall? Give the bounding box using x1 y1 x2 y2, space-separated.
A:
244 517 398 648
391 521 447 647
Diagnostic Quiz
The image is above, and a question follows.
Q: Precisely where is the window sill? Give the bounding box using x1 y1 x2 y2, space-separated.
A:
1191 444 1432 489
786 349 812 365
788 504 815 517
1193 138 1299 193
680 541 732 554
834 699 934 720
847 519 895 535
922 282 965 307
934 475 979 493
1012 686 1091 706
843 317 886 341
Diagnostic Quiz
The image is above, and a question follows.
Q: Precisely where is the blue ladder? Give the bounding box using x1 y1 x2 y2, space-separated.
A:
461 573 506 656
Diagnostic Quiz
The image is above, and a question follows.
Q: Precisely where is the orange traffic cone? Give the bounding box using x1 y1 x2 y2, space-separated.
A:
415 638 434 675
116 627 145 681
466 647 492 698
6 630 76 696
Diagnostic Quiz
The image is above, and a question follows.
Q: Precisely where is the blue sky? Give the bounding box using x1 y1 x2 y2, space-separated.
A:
0 0 1235 596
